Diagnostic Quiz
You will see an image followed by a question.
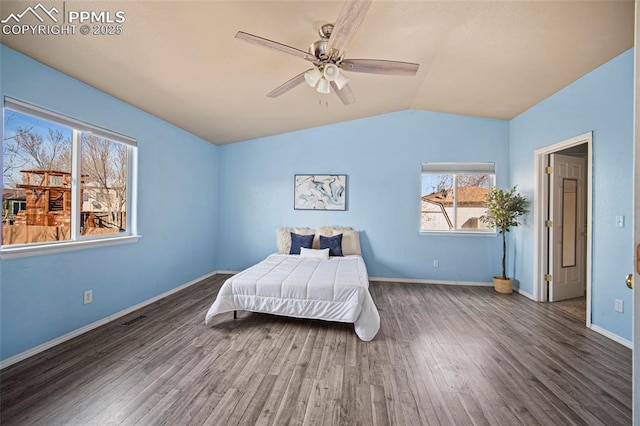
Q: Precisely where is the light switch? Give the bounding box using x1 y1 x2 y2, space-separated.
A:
615 215 625 228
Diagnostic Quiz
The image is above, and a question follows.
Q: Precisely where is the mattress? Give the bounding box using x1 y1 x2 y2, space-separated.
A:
205 254 380 341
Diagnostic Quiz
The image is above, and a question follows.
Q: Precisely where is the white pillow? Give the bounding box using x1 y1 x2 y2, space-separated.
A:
340 230 362 256
277 227 315 254
300 247 330 260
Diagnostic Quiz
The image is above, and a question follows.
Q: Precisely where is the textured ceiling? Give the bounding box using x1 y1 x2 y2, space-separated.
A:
0 1 634 144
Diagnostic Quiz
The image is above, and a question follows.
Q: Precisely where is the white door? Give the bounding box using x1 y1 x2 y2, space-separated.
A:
549 153 587 302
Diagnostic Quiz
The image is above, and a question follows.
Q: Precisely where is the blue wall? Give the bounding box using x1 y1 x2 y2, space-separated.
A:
0 46 220 360
1 43 633 361
217 110 510 281
509 49 634 340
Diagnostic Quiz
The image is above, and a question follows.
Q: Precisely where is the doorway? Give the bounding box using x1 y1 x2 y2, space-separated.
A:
533 132 592 327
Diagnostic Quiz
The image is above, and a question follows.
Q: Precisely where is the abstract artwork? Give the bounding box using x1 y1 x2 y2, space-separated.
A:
294 174 347 210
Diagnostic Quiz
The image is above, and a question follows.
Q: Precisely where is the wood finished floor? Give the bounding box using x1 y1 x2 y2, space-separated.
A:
0 275 632 425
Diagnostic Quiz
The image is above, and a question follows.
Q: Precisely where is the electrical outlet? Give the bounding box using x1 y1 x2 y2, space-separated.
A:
433 259 439 268
83 290 93 305
614 299 623 313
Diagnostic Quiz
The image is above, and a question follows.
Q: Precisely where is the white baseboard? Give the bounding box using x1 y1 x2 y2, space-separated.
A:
0 270 220 370
215 270 239 274
515 287 536 301
369 276 493 286
589 324 632 349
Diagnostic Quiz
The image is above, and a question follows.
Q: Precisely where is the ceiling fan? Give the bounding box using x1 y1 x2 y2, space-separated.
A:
235 0 419 105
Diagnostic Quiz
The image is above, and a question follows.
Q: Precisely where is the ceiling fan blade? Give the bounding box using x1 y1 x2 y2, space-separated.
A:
235 31 315 61
331 81 355 105
326 0 373 59
341 59 419 76
267 71 308 98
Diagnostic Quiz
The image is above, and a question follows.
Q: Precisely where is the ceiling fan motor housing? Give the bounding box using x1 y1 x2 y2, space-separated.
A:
310 24 343 61
319 23 333 39
310 39 329 60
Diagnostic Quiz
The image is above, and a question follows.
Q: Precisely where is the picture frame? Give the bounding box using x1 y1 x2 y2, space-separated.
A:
294 174 347 211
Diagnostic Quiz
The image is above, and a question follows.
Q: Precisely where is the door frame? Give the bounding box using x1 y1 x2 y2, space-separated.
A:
533 132 592 326
632 1 639 421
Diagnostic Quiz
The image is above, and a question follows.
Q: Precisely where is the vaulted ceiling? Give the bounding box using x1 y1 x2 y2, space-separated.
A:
1 1 634 144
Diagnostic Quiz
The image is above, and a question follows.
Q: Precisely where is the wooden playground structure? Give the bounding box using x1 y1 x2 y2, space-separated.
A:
13 169 78 227
2 169 123 245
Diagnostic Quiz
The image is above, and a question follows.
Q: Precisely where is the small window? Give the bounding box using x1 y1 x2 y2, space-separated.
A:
2 98 137 251
421 163 495 233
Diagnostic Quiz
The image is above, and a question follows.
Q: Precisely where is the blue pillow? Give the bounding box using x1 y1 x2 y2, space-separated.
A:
319 234 343 257
289 232 314 255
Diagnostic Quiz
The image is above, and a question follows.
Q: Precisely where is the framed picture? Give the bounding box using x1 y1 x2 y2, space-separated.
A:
294 174 347 210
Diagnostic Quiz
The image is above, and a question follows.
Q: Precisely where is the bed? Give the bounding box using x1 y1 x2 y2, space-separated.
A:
205 227 380 341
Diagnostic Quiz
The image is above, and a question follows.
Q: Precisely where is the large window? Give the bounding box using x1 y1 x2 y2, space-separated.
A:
2 98 136 252
421 163 495 233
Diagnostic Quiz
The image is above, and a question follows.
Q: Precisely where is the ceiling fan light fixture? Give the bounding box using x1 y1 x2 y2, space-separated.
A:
317 77 331 94
323 64 340 82
304 68 322 87
333 73 349 90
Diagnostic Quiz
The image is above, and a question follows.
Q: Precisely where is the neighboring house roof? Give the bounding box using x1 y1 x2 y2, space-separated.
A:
422 187 488 207
2 188 26 201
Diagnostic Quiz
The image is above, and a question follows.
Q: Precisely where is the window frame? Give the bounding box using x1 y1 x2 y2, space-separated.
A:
1 98 139 259
420 162 497 235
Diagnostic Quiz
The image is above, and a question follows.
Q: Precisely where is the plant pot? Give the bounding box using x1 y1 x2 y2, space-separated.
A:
493 277 513 294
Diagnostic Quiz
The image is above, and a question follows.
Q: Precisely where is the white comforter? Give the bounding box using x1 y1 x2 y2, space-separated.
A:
205 254 380 341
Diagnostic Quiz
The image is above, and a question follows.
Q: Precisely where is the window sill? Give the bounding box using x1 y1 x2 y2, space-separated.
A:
419 231 498 237
0 235 140 260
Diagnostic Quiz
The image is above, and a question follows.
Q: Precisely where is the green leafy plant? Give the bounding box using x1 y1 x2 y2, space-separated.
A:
480 186 528 280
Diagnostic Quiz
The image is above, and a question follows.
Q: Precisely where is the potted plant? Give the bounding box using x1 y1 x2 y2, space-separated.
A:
480 186 528 294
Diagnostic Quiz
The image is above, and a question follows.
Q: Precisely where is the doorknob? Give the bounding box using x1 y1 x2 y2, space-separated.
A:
626 274 633 289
